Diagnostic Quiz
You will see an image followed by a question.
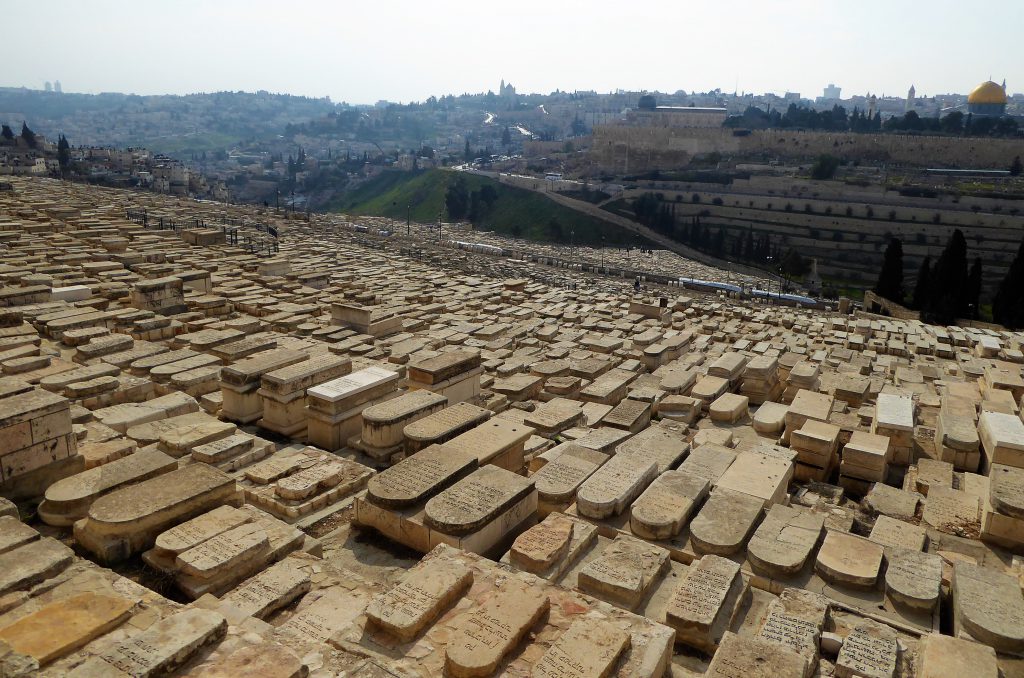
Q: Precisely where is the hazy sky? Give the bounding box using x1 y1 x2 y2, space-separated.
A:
3 0 1021 103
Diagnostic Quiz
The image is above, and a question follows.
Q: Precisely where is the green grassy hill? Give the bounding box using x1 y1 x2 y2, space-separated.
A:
328 169 648 246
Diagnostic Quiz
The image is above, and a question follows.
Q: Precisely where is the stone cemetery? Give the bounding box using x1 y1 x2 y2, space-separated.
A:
0 177 1019 675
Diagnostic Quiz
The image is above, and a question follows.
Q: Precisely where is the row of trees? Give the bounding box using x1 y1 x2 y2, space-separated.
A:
0 122 38 148
725 104 1020 138
874 230 991 325
444 176 499 225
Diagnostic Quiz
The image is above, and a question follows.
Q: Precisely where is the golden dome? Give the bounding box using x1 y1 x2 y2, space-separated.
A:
968 80 1007 105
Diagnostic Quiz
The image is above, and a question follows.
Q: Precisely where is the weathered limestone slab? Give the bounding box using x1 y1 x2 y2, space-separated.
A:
814 530 883 588
366 558 473 641
616 423 689 473
678 443 737 483
261 354 352 396
220 558 311 620
424 465 534 536
193 642 306 678
747 504 824 577
0 537 73 595
127 411 235 457
689 488 764 556
441 417 534 471
917 633 998 678
715 450 793 508
38 448 177 525
834 620 898 678
68 608 227 677
868 514 926 551
952 561 1024 652
360 389 448 450
74 463 238 563
366 446 474 511
752 401 789 434
402 402 491 454
0 592 134 666
705 631 807 678
153 504 253 555
864 483 920 521
979 410 1024 468
175 522 270 580
576 452 657 519
533 443 607 510
629 470 708 540
754 588 829 677
921 486 980 535
884 548 942 610
509 512 574 573
93 391 198 433
578 534 669 609
532 616 630 678
444 581 549 677
665 554 746 652
0 516 38 554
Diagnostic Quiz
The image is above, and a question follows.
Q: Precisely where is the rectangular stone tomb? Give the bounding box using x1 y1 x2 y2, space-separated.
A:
38 448 177 526
578 534 670 610
402 402 491 455
142 505 306 599
350 389 448 460
665 554 747 652
74 463 240 563
305 366 401 451
243 449 375 522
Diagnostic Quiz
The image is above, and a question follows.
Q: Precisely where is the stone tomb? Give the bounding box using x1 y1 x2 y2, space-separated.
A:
665 554 747 653
219 348 307 424
578 533 670 610
348 389 448 461
532 443 608 515
754 588 829 677
0 386 80 500
576 451 658 520
440 417 535 473
38 447 177 526
259 354 352 437
502 512 598 581
834 619 899 678
142 504 307 599
242 447 374 522
365 556 473 641
305 365 401 452
746 504 825 578
952 561 1024 653
74 463 241 564
402 401 491 455
629 470 709 540
406 350 483 404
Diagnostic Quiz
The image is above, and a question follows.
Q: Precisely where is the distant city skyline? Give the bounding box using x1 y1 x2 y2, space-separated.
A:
2 0 1020 104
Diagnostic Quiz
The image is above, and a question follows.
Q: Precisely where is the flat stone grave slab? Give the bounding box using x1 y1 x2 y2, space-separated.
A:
0 592 134 667
577 534 669 610
38 448 177 526
705 631 807 678
834 619 898 678
814 530 883 588
665 554 746 653
689 488 764 556
747 504 825 577
74 463 238 563
366 557 473 641
952 561 1024 653
754 588 829 673
67 608 227 677
629 470 708 541
575 451 657 520
218 557 311 621
532 443 608 511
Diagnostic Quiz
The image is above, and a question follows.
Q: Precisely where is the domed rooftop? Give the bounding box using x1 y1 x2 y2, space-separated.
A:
968 80 1007 105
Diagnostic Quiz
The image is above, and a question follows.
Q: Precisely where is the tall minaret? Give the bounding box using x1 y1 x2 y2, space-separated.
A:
500 79 505 95
905 85 916 112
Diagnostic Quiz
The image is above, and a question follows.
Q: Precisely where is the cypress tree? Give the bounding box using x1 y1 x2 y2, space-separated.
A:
911 256 931 310
925 229 969 324
994 239 1024 329
966 257 983 319
873 238 904 304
